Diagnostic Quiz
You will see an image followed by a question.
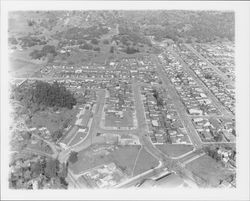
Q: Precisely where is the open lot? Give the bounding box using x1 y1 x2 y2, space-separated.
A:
156 144 194 158
185 154 233 187
70 144 141 176
28 107 78 134
133 148 159 176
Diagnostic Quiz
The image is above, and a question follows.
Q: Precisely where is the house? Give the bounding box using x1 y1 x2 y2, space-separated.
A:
152 120 159 127
193 118 204 123
188 108 203 115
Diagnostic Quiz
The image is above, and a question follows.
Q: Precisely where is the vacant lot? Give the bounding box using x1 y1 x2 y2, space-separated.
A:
186 154 233 187
133 148 159 176
156 144 194 158
70 145 140 175
28 107 78 134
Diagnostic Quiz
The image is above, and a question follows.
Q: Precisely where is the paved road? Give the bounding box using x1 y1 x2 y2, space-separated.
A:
168 48 233 118
151 55 203 149
132 80 171 162
52 60 206 188
117 166 168 188
58 89 106 162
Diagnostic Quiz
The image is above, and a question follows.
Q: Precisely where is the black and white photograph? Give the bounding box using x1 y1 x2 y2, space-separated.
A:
1 1 249 200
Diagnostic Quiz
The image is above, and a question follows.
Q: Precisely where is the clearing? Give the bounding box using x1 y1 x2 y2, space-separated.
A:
28 107 78 134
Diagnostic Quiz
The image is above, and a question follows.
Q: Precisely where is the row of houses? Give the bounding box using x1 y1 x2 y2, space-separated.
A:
192 117 235 142
160 52 219 116
176 44 235 115
141 86 190 145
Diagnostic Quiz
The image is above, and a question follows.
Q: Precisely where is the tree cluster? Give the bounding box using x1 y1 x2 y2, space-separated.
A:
152 89 164 107
68 151 78 164
91 38 99 45
29 45 57 60
125 46 139 54
13 81 77 112
136 11 234 43
9 156 68 189
19 36 47 48
79 43 93 50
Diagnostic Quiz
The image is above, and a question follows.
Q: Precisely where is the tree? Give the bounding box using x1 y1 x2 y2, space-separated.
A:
9 37 18 45
103 39 109 44
63 119 70 129
27 19 35 26
110 46 114 53
31 161 42 177
68 151 78 164
22 132 32 140
44 159 59 178
93 47 100 51
214 133 223 142
231 128 236 136
91 38 99 45
23 170 32 181
204 73 213 80
157 97 164 107
52 130 63 142
125 46 139 54
79 43 93 50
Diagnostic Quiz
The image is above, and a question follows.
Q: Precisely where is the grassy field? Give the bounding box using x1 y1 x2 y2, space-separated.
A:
70 145 141 175
133 148 159 176
156 144 194 158
28 107 78 134
186 154 233 187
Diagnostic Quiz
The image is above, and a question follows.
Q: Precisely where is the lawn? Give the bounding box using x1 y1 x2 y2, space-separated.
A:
70 145 141 175
156 144 194 158
185 154 233 187
133 148 159 176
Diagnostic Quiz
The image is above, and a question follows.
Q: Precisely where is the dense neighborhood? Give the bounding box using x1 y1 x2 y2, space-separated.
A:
8 10 236 190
